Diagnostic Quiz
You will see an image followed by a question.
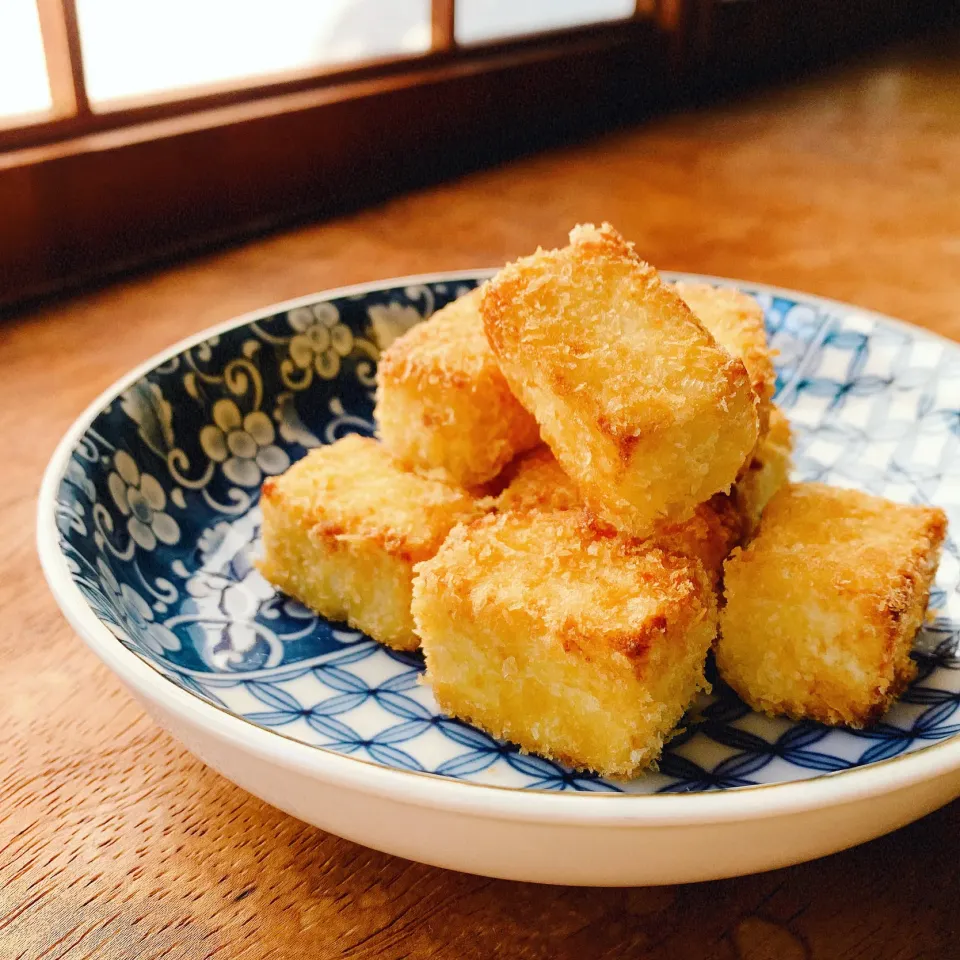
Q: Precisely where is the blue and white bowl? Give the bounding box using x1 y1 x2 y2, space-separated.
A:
39 272 960 884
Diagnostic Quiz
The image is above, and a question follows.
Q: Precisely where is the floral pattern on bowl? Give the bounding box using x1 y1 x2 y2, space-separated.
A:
52 274 960 793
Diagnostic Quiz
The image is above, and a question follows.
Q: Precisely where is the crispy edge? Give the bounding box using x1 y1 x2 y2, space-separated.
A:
481 223 759 524
414 509 716 775
376 288 487 387
375 288 540 485
673 281 776 434
496 447 743 583
483 223 687 375
261 437 488 565
720 484 947 726
733 404 794 533
419 508 715 674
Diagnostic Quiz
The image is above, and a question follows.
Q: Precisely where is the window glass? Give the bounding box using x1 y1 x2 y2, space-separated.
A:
455 0 634 45
0 1 53 119
75 0 432 105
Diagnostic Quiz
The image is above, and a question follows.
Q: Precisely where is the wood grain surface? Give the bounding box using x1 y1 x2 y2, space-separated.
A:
3 33 960 960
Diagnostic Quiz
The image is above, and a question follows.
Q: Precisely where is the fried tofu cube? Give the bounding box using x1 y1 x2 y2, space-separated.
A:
258 435 488 650
496 447 742 585
635 495 742 590
673 282 776 437
481 223 759 534
375 288 540 487
733 405 794 534
413 510 717 777
718 483 947 726
494 446 583 513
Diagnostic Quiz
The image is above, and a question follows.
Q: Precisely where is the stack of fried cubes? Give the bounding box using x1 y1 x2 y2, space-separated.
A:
259 224 946 778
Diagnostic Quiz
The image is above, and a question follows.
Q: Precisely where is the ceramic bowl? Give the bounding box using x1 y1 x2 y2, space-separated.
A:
39 271 960 885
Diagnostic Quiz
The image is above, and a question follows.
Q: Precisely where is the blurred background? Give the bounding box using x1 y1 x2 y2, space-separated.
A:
0 0 954 311
4 7 960 957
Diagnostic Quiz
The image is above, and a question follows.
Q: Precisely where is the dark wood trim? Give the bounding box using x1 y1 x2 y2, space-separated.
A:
656 0 685 31
3 0 949 313
35 0 89 118
431 0 457 50
0 18 651 153
689 0 946 90
0 26 666 310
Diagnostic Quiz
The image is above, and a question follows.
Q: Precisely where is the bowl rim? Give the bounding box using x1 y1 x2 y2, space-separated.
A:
37 269 960 827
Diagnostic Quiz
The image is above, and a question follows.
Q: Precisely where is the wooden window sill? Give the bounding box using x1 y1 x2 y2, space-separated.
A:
1 22 664 309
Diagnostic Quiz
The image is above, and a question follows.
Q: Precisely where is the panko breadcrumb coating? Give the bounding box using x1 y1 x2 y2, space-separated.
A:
733 405 794 534
375 287 540 487
496 447 742 585
258 435 488 650
718 483 947 727
413 510 717 777
673 282 776 437
481 223 759 534
493 446 583 513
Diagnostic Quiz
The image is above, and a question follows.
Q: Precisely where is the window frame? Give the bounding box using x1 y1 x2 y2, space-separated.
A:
1 0 658 152
2 0 936 310
1 3 670 309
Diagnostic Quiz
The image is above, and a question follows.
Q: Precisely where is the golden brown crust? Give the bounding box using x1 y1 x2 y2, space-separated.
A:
413 509 717 777
257 436 489 650
377 289 489 385
733 404 794 534
375 288 540 487
496 446 743 584
718 482 947 727
261 435 486 563
421 510 713 662
643 494 744 586
493 446 582 513
481 222 759 534
673 282 776 436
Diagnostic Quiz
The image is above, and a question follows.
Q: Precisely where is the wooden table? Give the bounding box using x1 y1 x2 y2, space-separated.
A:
4 34 960 960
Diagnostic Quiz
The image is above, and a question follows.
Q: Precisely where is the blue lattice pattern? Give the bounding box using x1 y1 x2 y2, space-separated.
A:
54 275 960 793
